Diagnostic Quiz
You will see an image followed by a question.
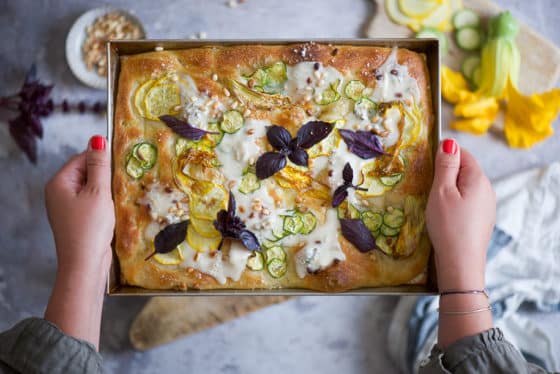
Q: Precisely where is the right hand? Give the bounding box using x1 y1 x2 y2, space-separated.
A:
426 139 496 291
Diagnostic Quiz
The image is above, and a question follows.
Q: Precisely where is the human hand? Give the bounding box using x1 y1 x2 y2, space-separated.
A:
44 135 113 349
426 139 496 291
45 135 114 278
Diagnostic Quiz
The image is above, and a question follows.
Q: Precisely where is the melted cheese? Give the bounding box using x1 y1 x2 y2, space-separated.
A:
294 209 346 277
381 106 402 148
139 185 189 225
371 48 420 103
286 62 343 101
179 241 252 284
215 118 268 182
328 140 368 191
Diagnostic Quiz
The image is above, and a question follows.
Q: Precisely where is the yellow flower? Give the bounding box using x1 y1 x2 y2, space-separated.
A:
441 66 474 104
451 117 495 136
504 80 560 148
442 66 499 135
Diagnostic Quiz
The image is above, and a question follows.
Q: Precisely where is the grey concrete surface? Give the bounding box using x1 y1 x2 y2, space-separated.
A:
0 1 558 373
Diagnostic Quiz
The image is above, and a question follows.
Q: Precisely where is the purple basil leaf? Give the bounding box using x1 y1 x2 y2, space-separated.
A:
288 147 309 167
227 191 236 220
332 185 349 208
214 210 228 233
256 152 287 179
338 129 356 145
267 125 292 151
9 116 37 163
339 129 386 159
159 115 218 141
296 121 333 149
342 162 353 184
26 113 43 138
213 192 261 252
340 219 377 253
238 229 262 251
151 220 189 258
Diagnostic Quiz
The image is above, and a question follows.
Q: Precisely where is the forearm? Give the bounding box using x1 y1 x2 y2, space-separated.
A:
44 266 106 350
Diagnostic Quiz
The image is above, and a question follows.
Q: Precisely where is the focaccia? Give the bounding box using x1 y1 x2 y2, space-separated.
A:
112 43 434 292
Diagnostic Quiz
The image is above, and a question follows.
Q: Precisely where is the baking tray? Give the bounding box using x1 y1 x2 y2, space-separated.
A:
106 39 441 296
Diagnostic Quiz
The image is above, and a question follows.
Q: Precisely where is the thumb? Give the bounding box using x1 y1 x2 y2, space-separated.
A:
86 135 111 191
432 138 461 190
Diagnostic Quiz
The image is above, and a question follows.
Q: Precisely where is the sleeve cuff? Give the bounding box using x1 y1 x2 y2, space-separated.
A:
0 317 102 374
420 328 533 373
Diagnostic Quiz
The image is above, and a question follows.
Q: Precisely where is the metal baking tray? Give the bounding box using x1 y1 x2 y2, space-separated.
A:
106 39 441 296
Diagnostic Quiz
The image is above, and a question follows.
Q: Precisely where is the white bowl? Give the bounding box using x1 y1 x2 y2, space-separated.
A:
65 7 145 89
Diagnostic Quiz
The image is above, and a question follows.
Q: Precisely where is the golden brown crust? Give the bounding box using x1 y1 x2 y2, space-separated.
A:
112 43 434 292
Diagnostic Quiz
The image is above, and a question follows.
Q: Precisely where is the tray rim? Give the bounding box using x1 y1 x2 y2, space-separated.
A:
106 38 441 296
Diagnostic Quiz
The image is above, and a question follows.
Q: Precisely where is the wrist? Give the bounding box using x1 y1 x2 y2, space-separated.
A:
435 257 485 291
55 255 110 297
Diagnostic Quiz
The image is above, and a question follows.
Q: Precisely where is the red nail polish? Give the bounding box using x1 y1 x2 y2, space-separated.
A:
90 135 106 151
442 139 457 155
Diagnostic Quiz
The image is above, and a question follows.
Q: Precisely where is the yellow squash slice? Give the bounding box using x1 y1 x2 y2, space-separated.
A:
274 166 313 190
398 0 439 18
190 217 220 238
153 246 184 265
401 103 423 146
307 129 340 158
421 1 452 32
189 183 227 220
187 224 221 252
385 0 423 31
134 79 156 118
143 83 181 121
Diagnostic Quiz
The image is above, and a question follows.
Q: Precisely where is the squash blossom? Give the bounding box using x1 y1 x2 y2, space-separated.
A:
442 11 560 148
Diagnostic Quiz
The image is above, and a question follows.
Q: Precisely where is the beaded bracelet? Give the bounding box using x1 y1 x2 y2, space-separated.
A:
438 305 492 315
439 289 489 298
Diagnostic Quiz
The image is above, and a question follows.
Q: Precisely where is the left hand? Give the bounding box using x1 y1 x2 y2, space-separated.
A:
45 135 114 277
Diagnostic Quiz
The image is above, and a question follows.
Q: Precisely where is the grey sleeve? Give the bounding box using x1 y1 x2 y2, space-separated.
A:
418 328 549 374
0 317 103 374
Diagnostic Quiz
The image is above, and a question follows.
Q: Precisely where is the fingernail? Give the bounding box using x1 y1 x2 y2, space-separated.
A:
442 139 457 155
90 135 106 151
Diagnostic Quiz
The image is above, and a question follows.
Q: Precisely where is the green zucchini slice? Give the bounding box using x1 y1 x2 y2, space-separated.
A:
249 61 287 94
316 79 341 105
246 251 264 271
126 157 145 179
206 122 224 146
134 142 158 170
267 258 287 278
456 27 483 51
299 212 317 234
376 235 394 256
452 9 481 29
239 172 261 194
344 80 366 101
380 224 400 237
353 97 377 120
265 246 287 262
380 173 403 186
461 55 481 83
361 211 383 232
283 215 304 234
220 110 244 133
383 208 405 228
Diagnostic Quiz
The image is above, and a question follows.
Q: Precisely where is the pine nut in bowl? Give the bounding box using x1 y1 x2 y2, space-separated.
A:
66 7 145 89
